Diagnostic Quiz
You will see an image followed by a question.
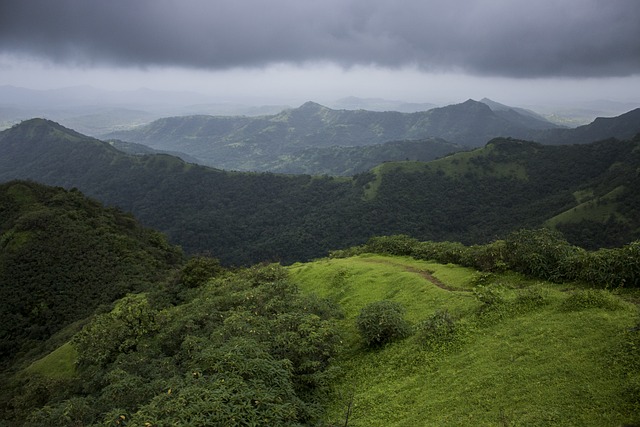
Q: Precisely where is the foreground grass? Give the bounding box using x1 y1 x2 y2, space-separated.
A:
289 254 639 426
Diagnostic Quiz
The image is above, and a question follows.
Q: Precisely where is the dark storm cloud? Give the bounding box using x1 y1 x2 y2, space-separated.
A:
1 0 639 78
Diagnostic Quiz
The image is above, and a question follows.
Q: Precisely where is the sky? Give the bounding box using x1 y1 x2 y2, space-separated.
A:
1 0 640 108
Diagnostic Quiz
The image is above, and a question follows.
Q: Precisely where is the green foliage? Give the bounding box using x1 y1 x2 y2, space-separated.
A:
9 264 342 426
177 256 224 288
358 229 640 289
415 309 457 348
512 286 549 312
504 228 580 282
364 235 419 256
269 138 462 176
356 301 412 347
574 241 640 287
473 284 506 309
2 119 640 268
412 240 467 265
0 180 183 367
73 294 159 367
460 240 508 272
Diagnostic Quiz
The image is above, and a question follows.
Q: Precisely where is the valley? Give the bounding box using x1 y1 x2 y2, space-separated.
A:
1 99 639 426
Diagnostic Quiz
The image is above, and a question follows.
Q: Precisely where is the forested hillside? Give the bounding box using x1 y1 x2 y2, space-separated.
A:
264 137 461 176
1 119 640 265
535 107 640 145
2 231 639 425
0 180 183 367
105 99 560 172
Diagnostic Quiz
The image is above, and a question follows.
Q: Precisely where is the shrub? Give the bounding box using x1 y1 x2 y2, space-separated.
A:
461 240 508 272
473 284 505 308
560 288 623 311
179 256 224 288
356 301 412 347
412 241 467 264
415 309 457 348
504 228 579 282
576 242 640 288
364 235 419 256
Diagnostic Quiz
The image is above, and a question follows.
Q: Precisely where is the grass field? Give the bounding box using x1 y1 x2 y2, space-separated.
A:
289 254 639 426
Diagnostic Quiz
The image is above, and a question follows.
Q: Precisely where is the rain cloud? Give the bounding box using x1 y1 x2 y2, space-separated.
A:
1 0 639 78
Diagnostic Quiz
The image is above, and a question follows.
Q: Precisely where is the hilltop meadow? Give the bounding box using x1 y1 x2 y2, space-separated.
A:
1 215 639 425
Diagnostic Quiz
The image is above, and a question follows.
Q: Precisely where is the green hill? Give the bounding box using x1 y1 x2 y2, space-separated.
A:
0 180 182 367
4 235 638 425
536 108 640 145
289 253 639 426
1 119 640 264
266 137 462 176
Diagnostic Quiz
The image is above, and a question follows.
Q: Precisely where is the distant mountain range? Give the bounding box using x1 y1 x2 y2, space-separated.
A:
1 118 639 264
105 100 640 174
0 85 290 135
329 96 438 112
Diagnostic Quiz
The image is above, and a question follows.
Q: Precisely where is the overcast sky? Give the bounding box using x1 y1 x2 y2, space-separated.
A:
1 0 639 107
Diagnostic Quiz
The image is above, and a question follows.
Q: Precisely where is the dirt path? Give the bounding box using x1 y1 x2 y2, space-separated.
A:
360 258 469 292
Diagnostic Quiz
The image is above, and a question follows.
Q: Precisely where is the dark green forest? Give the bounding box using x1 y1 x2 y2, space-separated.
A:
0 181 182 367
1 119 640 266
263 137 462 176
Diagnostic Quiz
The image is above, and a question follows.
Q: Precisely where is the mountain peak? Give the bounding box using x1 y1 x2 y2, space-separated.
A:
5 118 84 140
458 99 492 110
298 101 329 111
1 118 113 151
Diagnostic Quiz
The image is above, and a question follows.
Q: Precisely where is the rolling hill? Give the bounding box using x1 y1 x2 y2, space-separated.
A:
289 253 639 426
105 99 562 172
1 119 639 265
3 244 638 425
535 107 640 145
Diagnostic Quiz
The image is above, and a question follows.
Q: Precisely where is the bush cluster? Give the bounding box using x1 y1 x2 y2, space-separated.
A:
415 309 457 348
356 300 412 347
362 231 640 287
12 264 343 426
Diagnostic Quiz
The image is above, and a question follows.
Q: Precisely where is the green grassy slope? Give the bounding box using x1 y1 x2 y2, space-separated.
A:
289 255 639 426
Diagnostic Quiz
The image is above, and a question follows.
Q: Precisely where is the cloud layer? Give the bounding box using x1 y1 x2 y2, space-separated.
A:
1 0 639 78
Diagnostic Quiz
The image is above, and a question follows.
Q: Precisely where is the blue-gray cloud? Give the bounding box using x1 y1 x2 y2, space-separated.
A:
1 0 639 78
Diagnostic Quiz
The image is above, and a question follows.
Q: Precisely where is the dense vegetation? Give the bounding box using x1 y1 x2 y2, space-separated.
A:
0 181 638 425
0 181 183 368
339 230 640 288
1 119 639 266
2 263 343 426
105 99 560 172
265 137 461 176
